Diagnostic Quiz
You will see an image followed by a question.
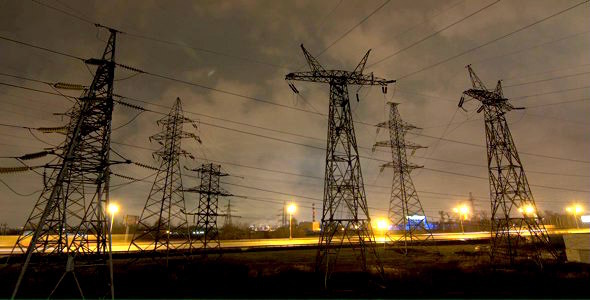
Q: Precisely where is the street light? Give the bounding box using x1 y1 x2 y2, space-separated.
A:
287 203 296 240
566 204 584 229
518 204 537 217
376 218 389 231
453 204 470 234
107 203 119 232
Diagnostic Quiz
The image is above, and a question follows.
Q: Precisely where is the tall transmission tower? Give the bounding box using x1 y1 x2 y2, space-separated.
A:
222 199 237 226
129 97 200 257
458 65 558 264
286 45 395 280
11 27 119 298
221 199 241 227
373 102 433 253
185 163 231 252
277 201 287 228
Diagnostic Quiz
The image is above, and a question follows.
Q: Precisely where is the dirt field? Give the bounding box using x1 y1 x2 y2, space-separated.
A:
1 242 589 298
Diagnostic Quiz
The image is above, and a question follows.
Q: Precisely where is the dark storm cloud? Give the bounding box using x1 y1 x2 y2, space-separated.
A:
0 0 588 227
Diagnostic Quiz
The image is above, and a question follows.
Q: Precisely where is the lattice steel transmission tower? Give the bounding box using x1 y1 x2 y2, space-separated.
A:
286 45 395 279
129 97 200 256
373 102 433 253
185 163 231 251
458 65 558 264
11 27 119 299
222 199 240 226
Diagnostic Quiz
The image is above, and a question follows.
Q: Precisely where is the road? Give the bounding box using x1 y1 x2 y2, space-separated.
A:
1 228 587 255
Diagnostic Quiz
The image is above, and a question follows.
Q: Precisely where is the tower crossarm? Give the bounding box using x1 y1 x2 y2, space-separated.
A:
183 187 233 197
286 44 395 87
286 70 393 86
372 140 426 152
375 121 420 131
379 162 423 172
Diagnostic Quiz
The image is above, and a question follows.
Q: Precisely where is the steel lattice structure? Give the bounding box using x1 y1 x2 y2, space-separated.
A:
129 97 199 256
286 45 395 280
222 199 238 226
459 65 558 264
11 28 119 298
185 163 231 251
374 102 433 253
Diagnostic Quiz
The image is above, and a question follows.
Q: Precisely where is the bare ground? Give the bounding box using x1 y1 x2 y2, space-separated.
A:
1 242 589 298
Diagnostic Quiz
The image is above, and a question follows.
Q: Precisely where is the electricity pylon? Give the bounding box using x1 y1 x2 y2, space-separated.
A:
129 97 200 258
185 163 231 252
458 65 558 264
221 199 241 226
286 45 395 281
11 27 119 299
373 102 433 254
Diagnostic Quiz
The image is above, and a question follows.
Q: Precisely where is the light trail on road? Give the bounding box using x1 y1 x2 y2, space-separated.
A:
1 228 587 255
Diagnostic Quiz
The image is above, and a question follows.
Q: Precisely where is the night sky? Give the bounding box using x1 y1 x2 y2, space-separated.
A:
0 0 588 227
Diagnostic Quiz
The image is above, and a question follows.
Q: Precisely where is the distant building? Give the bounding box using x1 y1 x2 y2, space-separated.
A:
249 224 272 232
299 221 321 232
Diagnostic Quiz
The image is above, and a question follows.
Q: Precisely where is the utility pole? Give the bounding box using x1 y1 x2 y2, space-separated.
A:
129 97 200 260
459 65 558 265
11 27 119 299
373 102 433 254
185 163 232 252
286 45 395 282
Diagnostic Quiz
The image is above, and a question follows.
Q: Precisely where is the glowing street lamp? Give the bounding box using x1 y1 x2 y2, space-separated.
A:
376 218 389 231
518 204 537 217
566 204 584 229
107 203 119 232
287 203 297 239
453 204 470 234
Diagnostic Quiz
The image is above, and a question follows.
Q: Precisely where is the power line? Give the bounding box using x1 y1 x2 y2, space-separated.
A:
0 81 77 100
473 29 590 66
0 34 84 61
422 167 590 193
409 131 590 164
112 133 590 194
526 112 590 127
504 70 590 88
502 63 590 81
1 34 589 165
110 156 586 212
30 0 288 70
512 84 590 101
374 0 465 49
3 74 589 167
393 0 590 80
3 33 590 128
2 84 589 182
0 178 42 197
526 97 590 109
315 0 392 57
314 0 344 35
368 0 501 67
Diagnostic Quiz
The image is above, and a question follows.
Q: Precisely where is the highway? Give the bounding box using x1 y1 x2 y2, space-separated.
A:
1 228 587 255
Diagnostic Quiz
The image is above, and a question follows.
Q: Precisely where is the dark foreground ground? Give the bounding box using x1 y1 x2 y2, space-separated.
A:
1 242 589 298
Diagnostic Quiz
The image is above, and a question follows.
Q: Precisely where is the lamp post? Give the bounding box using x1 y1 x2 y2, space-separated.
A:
566 204 584 229
518 204 537 218
107 203 119 233
374 217 389 243
453 205 469 234
287 203 296 239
